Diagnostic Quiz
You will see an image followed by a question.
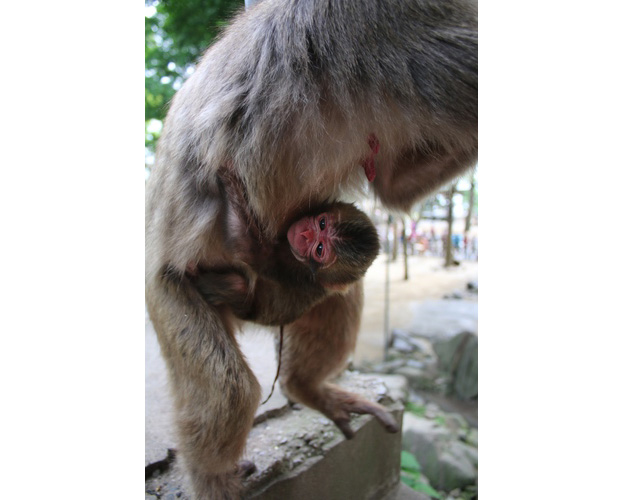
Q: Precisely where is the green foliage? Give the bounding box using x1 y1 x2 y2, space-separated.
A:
145 0 244 151
406 402 446 426
405 402 426 417
400 451 441 498
400 450 421 473
145 119 163 163
434 415 446 426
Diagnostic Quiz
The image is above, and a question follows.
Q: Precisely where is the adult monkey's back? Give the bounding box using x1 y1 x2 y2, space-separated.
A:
145 0 477 497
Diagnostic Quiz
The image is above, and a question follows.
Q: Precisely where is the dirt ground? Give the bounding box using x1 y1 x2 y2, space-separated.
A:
356 254 478 364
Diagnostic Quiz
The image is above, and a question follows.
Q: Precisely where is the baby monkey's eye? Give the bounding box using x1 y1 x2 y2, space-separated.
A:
316 242 323 256
319 217 326 230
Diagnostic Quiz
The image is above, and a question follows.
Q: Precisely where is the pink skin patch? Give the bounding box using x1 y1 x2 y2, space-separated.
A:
287 213 338 267
362 133 380 182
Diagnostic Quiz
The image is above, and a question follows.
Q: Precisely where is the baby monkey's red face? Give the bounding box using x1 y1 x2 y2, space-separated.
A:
287 212 339 268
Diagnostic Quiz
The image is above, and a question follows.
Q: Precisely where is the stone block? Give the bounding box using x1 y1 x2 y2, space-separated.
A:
245 372 403 499
146 372 405 500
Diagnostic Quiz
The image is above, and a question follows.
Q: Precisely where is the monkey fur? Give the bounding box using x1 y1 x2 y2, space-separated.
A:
193 199 381 326
146 0 477 497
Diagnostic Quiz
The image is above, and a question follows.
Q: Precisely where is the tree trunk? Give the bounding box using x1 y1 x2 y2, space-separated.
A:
383 214 392 360
444 183 456 267
465 174 475 234
391 221 399 261
402 218 409 280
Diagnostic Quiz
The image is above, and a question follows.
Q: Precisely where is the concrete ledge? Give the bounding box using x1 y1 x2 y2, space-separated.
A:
146 372 406 499
244 373 403 499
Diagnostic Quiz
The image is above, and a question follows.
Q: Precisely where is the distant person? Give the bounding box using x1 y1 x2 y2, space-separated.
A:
452 233 461 251
430 229 438 256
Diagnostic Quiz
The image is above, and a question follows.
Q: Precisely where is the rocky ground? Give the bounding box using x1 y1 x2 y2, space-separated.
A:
357 253 478 499
356 254 478 364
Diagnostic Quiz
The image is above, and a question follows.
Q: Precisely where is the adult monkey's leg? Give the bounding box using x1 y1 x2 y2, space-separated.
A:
147 272 261 499
279 280 398 439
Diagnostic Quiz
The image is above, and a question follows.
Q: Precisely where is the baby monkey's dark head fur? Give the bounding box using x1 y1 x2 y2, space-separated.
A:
321 202 380 285
279 202 380 288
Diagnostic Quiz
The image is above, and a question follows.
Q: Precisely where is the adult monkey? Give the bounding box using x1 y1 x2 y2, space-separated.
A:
145 0 477 498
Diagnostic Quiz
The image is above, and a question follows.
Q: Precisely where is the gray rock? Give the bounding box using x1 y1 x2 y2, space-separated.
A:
433 332 477 400
384 481 432 500
452 441 478 467
395 366 438 392
444 413 469 436
407 337 436 357
424 405 438 419
405 359 425 370
393 337 416 352
402 414 448 478
391 330 419 353
391 329 412 341
464 428 478 448
391 331 438 362
375 374 410 403
402 413 477 492
372 358 408 373
452 337 477 400
437 442 477 490
407 392 425 406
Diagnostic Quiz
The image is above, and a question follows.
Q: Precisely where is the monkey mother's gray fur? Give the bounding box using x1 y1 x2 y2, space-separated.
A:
146 0 477 498
147 0 477 278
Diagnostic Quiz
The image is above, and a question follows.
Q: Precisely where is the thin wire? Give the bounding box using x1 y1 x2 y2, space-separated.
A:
261 325 284 405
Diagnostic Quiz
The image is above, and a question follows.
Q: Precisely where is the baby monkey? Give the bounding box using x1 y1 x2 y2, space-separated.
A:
192 172 380 326
190 171 397 441
195 201 380 325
